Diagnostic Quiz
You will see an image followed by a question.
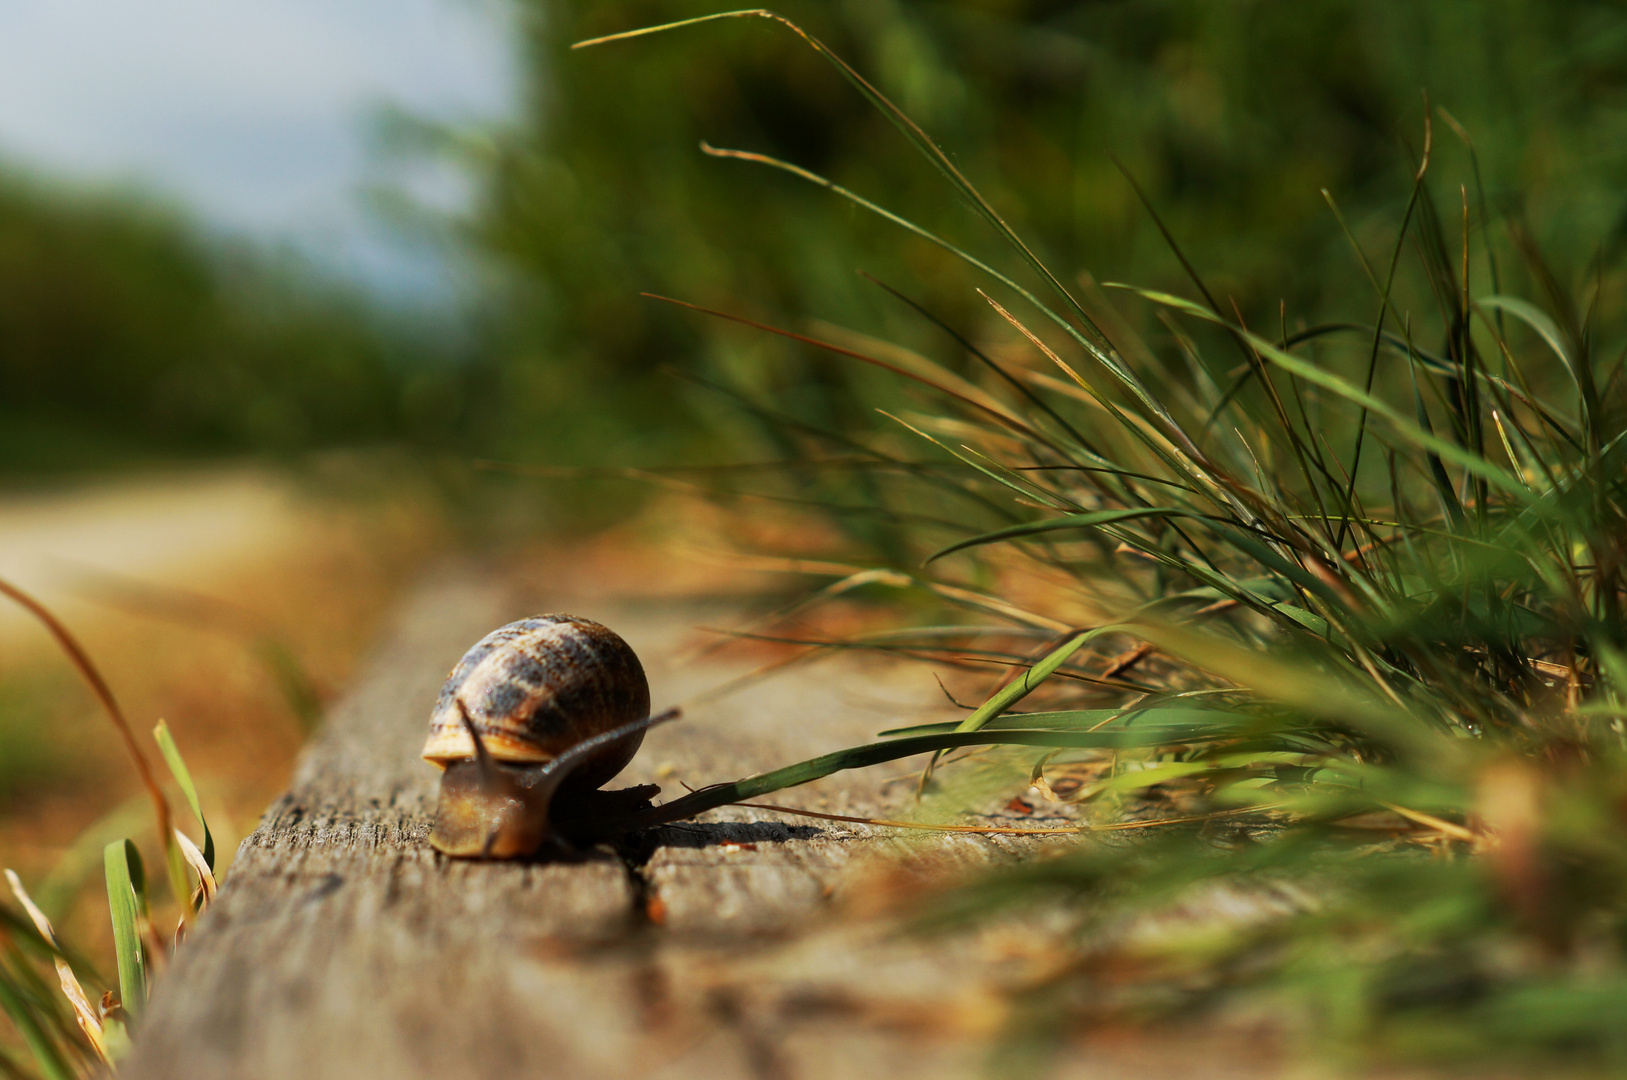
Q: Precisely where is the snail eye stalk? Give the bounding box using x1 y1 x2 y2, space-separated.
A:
456 699 496 773
430 700 547 859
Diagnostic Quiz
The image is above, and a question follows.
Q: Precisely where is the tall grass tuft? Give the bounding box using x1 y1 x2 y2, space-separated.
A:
579 10 1627 1069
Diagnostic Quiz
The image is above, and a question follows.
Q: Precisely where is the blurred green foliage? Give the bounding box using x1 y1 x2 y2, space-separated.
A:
0 168 463 473
4 1 1624 486
469 0 1627 466
0 671 71 807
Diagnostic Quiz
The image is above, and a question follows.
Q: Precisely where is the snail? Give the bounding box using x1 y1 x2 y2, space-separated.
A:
421 614 676 858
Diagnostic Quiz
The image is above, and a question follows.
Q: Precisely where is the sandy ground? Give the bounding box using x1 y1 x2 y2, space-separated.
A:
0 468 306 635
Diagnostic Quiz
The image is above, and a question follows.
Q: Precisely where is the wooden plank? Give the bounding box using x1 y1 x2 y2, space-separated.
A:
121 566 1254 1080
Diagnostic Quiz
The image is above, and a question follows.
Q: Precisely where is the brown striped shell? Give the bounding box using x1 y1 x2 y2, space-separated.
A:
421 614 650 793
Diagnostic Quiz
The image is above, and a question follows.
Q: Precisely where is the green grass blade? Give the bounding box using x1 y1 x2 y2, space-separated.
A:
695 144 1054 343
954 630 1103 733
569 8 770 50
153 720 214 871
0 967 72 1080
1112 284 1531 499
102 841 147 1019
1476 296 1575 384
927 507 1193 564
879 411 1075 510
636 724 1224 827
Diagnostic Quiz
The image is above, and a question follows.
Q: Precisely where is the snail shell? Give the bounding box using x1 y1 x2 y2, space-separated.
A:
422 614 652 858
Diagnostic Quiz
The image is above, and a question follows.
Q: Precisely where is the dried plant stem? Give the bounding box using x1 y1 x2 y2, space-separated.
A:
0 577 186 918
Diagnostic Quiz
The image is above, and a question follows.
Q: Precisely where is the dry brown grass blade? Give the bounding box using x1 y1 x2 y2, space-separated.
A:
679 648 828 711
0 578 180 910
1378 801 1478 843
919 581 1072 633
684 546 1074 632
807 317 1017 420
675 549 881 578
172 832 216 907
642 293 1063 447
1101 642 1155 679
5 869 108 1064
677 567 913 664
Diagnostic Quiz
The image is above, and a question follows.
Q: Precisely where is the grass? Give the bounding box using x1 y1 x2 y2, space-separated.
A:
0 576 221 1075
574 10 1627 1072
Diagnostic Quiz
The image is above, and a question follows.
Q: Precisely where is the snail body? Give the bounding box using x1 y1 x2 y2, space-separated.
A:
423 614 666 858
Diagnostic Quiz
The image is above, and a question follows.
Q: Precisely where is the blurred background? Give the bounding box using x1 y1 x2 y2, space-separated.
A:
1 0 1624 959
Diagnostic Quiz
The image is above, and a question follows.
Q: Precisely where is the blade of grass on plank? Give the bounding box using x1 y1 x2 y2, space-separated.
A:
633 723 1204 828
153 720 214 871
103 841 147 1019
951 629 1106 735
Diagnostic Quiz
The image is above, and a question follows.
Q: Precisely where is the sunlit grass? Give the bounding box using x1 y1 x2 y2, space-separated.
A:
577 10 1627 1071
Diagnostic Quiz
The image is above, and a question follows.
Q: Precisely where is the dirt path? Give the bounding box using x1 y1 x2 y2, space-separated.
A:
0 468 304 634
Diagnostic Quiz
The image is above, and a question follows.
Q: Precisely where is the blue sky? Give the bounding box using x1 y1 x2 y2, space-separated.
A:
0 0 516 301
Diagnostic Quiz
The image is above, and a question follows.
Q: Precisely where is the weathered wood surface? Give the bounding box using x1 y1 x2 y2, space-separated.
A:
123 565 1269 1080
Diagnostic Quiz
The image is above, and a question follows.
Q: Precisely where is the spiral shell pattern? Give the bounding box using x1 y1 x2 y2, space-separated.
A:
421 614 650 790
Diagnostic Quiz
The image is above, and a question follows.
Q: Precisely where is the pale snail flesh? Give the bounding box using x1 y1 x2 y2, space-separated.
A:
422 614 669 858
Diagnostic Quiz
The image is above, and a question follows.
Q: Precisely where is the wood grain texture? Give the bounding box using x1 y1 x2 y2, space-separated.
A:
121 566 1270 1080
